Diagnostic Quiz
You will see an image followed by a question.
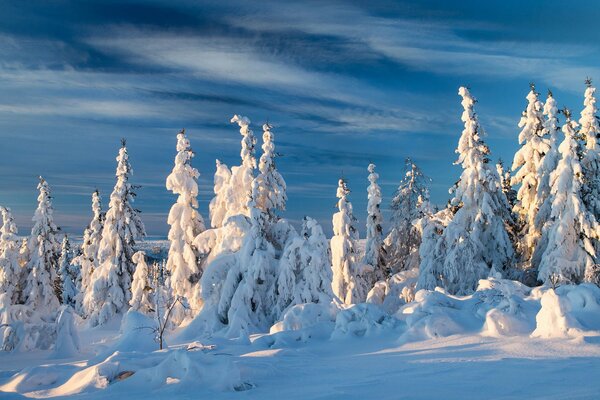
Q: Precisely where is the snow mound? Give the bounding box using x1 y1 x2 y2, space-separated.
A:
268 302 337 343
112 310 158 353
366 268 418 314
332 303 399 339
531 284 600 338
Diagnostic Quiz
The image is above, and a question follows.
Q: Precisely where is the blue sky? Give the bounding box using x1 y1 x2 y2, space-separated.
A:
1 0 599 237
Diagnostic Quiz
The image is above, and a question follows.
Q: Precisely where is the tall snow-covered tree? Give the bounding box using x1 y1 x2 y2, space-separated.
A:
531 90 562 275
222 115 256 222
363 163 386 285
58 235 76 307
417 87 514 295
23 177 61 316
331 178 364 304
74 190 104 317
130 251 154 315
254 123 287 221
275 216 333 315
384 158 430 274
580 78 600 221
209 160 232 229
165 128 205 324
87 140 146 326
538 108 600 285
0 207 21 307
511 84 549 266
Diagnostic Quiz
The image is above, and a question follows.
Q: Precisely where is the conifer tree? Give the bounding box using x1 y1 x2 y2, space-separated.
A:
74 190 104 317
511 84 549 266
165 129 205 324
418 87 514 295
531 90 562 274
87 140 146 326
538 108 600 285
24 177 61 315
496 159 517 209
130 251 154 315
276 216 333 315
223 115 256 221
254 123 287 221
0 207 21 307
580 78 600 221
58 235 76 307
363 163 386 285
331 178 363 304
209 160 232 228
384 158 429 274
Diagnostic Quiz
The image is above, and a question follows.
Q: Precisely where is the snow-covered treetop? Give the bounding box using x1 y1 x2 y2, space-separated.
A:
453 87 501 210
166 128 201 207
0 206 18 241
517 84 545 145
391 158 429 223
231 115 256 170
255 123 287 218
33 177 59 236
580 79 600 150
336 178 350 202
543 91 559 138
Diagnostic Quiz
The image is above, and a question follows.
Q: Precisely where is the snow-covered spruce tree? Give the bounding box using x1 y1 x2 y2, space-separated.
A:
580 78 600 222
74 190 103 317
58 235 76 307
537 108 600 285
87 140 146 326
510 84 549 267
165 128 205 324
363 163 386 285
130 251 154 315
208 160 232 229
0 207 22 307
417 87 514 295
384 158 430 274
275 216 333 315
223 180 278 337
254 123 287 221
496 159 517 210
331 178 364 304
531 90 562 276
223 115 256 222
23 177 61 315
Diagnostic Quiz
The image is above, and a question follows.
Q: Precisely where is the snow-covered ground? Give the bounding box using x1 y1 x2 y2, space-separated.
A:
2 277 600 399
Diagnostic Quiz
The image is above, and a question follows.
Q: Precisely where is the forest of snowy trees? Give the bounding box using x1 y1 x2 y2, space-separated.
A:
2 81 600 351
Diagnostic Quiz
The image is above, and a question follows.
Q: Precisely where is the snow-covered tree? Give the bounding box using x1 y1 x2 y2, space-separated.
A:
417 87 514 295
384 158 430 274
222 115 256 222
511 84 550 266
531 90 562 275
209 160 232 229
87 140 146 326
221 180 278 337
538 108 600 285
331 178 364 304
580 78 600 222
58 235 76 307
74 190 104 317
496 159 517 210
254 123 287 221
0 207 21 307
276 217 333 315
363 163 386 285
130 251 154 315
23 177 61 316
165 128 205 324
